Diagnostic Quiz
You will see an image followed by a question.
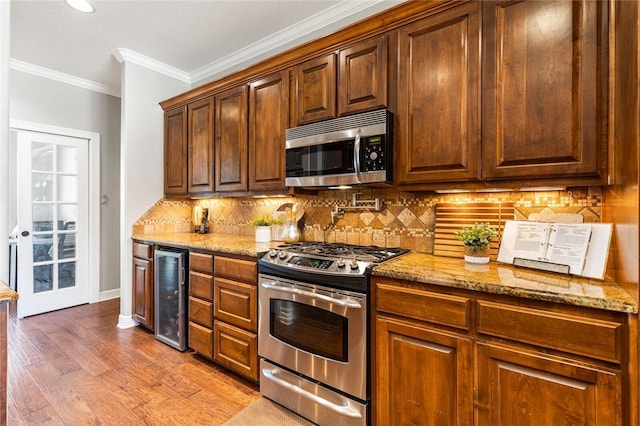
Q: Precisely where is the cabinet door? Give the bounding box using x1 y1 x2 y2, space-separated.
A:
214 320 258 382
292 53 336 126
376 316 473 426
482 0 606 181
477 342 621 426
338 34 388 116
187 97 215 194
132 256 154 329
164 106 188 196
249 71 289 191
215 85 248 192
214 277 257 332
396 2 481 185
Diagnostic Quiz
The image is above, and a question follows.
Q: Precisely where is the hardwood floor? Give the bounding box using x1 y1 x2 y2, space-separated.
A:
6 299 260 425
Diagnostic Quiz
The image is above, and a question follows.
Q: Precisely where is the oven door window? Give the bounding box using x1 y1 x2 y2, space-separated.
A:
270 299 348 362
286 140 355 178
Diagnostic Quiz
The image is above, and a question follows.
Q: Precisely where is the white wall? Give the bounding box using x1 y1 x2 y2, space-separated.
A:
117 59 189 328
0 2 10 284
9 70 121 295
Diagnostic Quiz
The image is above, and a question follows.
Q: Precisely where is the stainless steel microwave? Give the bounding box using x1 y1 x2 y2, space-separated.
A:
285 109 393 187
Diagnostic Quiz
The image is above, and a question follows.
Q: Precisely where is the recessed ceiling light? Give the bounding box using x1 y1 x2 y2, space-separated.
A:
65 0 95 13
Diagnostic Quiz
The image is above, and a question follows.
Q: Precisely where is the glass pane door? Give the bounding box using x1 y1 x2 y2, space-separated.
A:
17 131 88 318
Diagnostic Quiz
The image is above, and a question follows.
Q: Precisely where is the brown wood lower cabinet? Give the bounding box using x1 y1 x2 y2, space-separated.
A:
189 321 213 359
373 276 628 426
476 342 621 426
132 241 154 329
213 320 258 382
187 252 259 383
376 316 473 426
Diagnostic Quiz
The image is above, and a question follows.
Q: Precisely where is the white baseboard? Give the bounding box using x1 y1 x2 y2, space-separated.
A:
99 288 120 301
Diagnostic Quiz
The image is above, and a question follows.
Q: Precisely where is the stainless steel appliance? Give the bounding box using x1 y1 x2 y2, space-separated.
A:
258 242 407 426
154 247 188 351
285 108 393 187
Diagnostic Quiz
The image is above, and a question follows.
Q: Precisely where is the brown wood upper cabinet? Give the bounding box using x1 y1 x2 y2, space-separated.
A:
396 0 608 188
291 34 388 126
164 98 215 196
164 106 188 196
249 70 289 191
482 0 607 182
215 85 248 192
292 53 336 126
187 97 215 194
338 34 388 117
396 2 481 185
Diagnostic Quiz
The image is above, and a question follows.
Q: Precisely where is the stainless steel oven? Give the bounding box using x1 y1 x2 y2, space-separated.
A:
258 242 408 426
259 275 367 425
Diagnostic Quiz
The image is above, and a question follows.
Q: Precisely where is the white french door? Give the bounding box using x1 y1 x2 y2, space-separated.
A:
16 131 90 318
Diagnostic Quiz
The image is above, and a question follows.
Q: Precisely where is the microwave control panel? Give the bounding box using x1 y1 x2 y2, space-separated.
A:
363 135 387 171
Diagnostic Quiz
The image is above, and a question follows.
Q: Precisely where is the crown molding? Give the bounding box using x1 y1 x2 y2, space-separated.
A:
10 58 120 97
112 48 191 83
189 0 394 84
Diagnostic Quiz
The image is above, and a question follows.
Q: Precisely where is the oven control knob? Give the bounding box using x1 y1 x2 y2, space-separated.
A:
336 258 346 268
278 250 287 259
369 151 378 161
350 258 359 270
269 249 278 258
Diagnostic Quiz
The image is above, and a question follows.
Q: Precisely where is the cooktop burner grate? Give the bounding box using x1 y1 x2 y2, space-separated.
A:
276 242 408 263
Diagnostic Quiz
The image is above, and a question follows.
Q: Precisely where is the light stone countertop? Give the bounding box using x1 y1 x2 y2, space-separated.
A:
0 280 18 303
132 232 281 258
373 252 638 314
131 233 638 314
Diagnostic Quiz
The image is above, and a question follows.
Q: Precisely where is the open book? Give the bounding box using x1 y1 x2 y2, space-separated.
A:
498 220 613 278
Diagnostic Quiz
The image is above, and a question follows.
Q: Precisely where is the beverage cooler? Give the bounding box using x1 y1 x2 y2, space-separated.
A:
154 247 188 351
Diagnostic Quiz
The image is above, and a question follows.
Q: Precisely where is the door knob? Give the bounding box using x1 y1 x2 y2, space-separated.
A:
21 231 29 237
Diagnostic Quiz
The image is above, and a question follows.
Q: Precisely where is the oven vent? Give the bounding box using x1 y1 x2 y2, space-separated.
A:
286 108 390 141
434 202 515 260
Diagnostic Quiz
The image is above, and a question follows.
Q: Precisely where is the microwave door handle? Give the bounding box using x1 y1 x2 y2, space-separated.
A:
260 282 362 309
353 128 362 183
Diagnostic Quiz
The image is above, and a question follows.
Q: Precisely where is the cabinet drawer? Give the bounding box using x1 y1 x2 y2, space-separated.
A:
214 320 258 382
190 252 214 274
477 301 623 363
214 277 257 331
214 256 257 284
133 241 152 259
376 281 471 330
189 296 213 328
190 271 213 301
189 322 213 359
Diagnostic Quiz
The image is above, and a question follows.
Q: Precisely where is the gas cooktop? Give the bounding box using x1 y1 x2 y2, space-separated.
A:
259 242 408 280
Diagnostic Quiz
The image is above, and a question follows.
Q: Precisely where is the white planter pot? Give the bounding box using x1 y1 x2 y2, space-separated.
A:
255 226 271 243
464 255 490 264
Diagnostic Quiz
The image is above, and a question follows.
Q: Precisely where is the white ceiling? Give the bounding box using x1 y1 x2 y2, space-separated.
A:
10 0 405 97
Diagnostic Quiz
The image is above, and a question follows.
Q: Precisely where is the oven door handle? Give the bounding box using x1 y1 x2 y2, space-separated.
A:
262 366 363 419
260 282 362 309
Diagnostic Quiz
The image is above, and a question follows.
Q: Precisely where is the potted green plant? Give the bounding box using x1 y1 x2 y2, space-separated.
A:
454 222 498 264
250 217 281 242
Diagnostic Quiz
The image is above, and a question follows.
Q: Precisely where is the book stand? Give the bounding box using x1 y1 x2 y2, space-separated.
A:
512 257 571 275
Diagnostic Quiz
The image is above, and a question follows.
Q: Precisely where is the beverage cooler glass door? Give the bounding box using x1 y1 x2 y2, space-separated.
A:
154 248 187 351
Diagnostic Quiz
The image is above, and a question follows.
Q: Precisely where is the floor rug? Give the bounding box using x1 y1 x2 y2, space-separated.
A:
222 397 316 426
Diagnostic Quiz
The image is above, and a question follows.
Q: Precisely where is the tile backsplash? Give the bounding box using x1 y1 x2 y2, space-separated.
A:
133 186 602 253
